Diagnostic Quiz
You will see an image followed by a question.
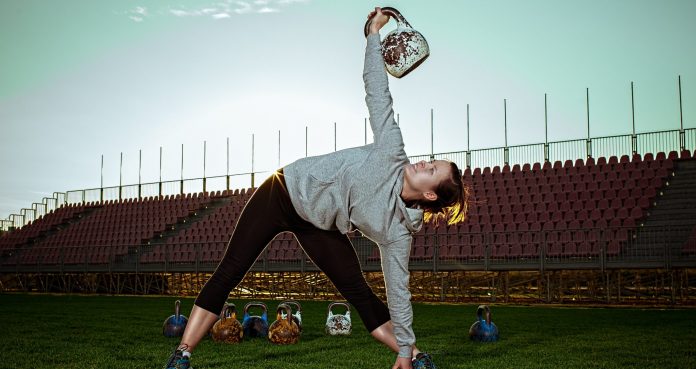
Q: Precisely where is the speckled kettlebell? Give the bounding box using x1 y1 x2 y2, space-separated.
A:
363 6 430 78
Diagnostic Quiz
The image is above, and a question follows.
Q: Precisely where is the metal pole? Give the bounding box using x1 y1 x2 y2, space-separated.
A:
138 149 142 199
466 103 471 168
631 82 637 155
586 87 592 158
100 154 104 203
180 144 184 195
631 81 636 135
504 99 509 165
226 137 230 191
251 134 255 188
119 152 123 201
679 75 685 152
545 93 549 162
430 108 434 160
467 104 470 151
203 140 207 193
159 146 162 197
504 99 508 147
679 75 683 131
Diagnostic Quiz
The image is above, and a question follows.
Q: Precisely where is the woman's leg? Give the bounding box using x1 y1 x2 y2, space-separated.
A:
177 170 292 352
291 227 421 358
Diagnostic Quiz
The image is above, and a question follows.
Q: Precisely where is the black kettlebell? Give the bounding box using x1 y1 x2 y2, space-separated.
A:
242 302 269 339
163 300 188 337
469 305 499 342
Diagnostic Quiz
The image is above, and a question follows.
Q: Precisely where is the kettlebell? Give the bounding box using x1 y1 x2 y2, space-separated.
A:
211 303 244 344
163 300 188 338
325 302 352 336
363 6 430 78
207 303 228 338
280 300 303 333
468 305 499 342
268 303 301 345
242 302 269 339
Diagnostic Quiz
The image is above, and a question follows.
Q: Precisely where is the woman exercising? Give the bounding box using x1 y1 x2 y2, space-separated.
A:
164 7 469 369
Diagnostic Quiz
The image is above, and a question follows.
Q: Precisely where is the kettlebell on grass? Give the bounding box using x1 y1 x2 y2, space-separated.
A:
469 305 499 342
211 303 243 344
242 301 269 339
269 303 301 345
162 300 188 338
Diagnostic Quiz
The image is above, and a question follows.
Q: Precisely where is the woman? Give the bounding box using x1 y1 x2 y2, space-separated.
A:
164 7 469 369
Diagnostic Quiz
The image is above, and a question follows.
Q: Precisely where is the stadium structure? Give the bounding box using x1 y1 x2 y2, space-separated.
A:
1 126 695 306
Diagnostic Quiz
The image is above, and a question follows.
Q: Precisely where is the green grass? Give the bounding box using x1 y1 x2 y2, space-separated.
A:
1 293 695 369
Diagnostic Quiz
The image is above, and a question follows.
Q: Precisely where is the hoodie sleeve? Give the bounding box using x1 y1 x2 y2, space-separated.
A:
378 235 415 358
363 32 405 153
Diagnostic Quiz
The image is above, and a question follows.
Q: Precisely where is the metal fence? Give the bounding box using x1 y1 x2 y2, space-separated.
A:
2 127 695 231
2 225 694 274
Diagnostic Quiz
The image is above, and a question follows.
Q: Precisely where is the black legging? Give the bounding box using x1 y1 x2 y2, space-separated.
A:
194 168 391 333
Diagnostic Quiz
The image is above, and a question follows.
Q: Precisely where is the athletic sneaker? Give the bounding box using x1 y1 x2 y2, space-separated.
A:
412 352 438 369
164 343 191 369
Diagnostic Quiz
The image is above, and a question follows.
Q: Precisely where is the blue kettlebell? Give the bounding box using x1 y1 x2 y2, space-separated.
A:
242 302 269 339
163 300 188 337
468 305 499 342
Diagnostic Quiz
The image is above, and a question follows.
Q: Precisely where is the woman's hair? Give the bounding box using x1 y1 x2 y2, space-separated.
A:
408 160 470 227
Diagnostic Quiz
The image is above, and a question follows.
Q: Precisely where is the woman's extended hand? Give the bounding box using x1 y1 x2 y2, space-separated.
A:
367 7 390 34
391 356 412 369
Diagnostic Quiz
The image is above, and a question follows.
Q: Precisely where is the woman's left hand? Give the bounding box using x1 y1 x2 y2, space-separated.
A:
391 356 412 369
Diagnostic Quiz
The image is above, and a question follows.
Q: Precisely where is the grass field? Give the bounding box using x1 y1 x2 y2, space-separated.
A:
1 293 695 369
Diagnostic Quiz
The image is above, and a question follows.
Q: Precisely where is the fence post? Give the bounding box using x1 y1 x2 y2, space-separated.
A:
679 75 685 152
100 154 104 203
203 141 207 193
631 82 638 155
466 104 471 168
504 99 509 165
586 88 592 158
544 93 550 163
119 152 123 201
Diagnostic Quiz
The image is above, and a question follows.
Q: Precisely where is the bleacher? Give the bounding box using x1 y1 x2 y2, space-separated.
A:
1 150 695 270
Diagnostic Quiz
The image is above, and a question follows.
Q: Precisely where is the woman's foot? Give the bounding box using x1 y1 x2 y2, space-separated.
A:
412 352 438 369
164 343 192 369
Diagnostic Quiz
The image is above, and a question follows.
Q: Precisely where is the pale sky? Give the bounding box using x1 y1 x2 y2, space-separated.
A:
1 0 695 221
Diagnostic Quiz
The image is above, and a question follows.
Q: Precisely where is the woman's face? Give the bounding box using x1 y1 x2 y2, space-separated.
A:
404 159 451 200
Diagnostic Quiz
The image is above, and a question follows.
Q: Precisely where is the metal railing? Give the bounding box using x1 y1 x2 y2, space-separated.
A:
2 127 694 231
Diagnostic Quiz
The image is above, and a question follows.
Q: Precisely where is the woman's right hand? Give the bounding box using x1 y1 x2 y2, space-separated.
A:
367 7 390 34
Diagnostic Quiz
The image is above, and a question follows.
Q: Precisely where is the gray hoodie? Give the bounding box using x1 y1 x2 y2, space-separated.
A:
282 32 423 358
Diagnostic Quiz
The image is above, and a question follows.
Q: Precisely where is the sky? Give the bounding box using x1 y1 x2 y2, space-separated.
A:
1 0 695 221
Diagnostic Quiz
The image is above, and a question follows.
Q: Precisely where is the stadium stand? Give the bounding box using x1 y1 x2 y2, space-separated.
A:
1 151 695 270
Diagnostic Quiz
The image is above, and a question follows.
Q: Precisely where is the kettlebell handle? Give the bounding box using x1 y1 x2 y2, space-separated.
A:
174 300 181 318
282 300 302 313
244 301 268 315
221 303 237 320
363 6 412 38
476 305 492 324
277 303 294 323
328 302 350 314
